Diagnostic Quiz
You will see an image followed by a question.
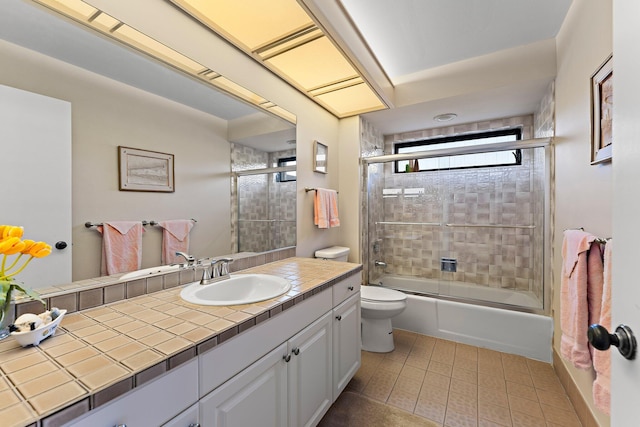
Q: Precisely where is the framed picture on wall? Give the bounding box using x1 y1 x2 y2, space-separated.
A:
590 54 613 165
118 146 175 192
313 140 328 173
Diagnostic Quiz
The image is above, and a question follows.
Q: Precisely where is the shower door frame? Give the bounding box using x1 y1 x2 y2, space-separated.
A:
361 137 553 315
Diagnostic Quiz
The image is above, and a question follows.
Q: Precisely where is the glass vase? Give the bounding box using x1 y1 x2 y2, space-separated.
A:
0 288 13 340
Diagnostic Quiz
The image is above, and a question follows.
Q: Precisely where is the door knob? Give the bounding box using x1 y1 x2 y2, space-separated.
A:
588 324 637 360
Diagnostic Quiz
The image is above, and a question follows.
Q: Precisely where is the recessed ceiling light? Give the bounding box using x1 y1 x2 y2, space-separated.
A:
434 113 457 122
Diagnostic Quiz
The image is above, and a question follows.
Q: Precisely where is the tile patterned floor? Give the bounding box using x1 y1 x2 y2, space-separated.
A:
346 330 582 427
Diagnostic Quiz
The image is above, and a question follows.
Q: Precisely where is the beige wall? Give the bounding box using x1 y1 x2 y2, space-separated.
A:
554 1 613 425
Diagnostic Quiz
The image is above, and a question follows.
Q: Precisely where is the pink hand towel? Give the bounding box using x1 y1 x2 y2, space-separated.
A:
98 221 144 275
158 219 195 265
587 243 604 360
560 229 600 369
314 188 339 229
593 240 612 415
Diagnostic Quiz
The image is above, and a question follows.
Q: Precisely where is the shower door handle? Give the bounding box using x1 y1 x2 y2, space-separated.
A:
588 324 637 360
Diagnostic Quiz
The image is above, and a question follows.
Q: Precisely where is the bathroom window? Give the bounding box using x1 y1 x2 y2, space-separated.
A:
395 128 522 172
276 156 296 182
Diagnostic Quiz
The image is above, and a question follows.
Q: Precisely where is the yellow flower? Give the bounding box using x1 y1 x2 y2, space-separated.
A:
0 225 49 310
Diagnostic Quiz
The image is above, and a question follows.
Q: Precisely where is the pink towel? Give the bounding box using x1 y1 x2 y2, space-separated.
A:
98 221 144 275
158 220 195 265
314 188 340 229
593 240 612 415
560 229 600 369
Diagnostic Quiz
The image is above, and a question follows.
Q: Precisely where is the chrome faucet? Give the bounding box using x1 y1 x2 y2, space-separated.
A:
175 251 195 267
200 258 234 285
374 260 387 268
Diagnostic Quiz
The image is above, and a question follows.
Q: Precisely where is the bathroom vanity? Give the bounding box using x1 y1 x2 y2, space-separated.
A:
0 258 361 427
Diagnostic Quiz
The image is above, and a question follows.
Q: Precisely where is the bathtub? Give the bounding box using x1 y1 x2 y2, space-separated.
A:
378 276 553 362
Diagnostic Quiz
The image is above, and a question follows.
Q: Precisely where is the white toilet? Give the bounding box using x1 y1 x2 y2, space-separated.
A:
360 286 407 353
313 246 407 352
314 246 351 262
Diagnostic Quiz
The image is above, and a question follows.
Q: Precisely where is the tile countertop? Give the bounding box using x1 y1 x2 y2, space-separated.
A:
0 258 363 427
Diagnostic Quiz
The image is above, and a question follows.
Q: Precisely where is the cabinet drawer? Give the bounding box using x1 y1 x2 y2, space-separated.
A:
332 273 361 306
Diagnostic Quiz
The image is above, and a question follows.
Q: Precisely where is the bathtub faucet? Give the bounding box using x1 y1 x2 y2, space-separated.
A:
374 260 387 268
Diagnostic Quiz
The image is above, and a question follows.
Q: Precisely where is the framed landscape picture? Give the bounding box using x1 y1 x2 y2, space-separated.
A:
118 146 175 192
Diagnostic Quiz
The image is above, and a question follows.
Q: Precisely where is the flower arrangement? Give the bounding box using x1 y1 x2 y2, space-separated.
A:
0 225 51 311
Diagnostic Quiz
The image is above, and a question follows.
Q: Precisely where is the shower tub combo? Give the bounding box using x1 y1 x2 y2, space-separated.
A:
379 275 552 361
363 137 553 362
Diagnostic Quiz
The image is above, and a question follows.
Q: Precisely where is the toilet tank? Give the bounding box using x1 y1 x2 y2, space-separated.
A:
314 246 350 262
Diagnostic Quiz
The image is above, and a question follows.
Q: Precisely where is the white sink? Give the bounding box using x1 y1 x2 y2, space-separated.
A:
180 274 292 306
120 265 180 281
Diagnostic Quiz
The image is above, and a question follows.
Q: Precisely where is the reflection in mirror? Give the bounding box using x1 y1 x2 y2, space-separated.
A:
232 152 297 254
0 0 297 285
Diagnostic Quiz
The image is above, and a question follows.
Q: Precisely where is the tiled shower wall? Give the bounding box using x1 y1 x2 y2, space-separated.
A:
364 115 549 306
231 144 296 253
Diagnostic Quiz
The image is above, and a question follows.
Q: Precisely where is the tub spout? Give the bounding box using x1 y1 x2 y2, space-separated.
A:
374 260 387 268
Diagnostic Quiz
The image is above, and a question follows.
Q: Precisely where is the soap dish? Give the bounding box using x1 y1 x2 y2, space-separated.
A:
11 309 67 347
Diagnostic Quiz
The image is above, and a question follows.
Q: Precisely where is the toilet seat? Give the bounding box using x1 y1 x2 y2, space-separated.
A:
361 286 406 302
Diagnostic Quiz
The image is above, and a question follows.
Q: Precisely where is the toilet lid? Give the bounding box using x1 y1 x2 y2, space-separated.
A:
361 286 407 302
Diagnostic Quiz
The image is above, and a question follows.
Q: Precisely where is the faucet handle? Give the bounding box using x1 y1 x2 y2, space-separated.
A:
220 258 234 276
210 259 224 277
200 266 212 284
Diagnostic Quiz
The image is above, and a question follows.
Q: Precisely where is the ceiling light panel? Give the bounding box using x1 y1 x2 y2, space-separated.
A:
170 0 313 51
314 83 385 117
265 36 359 91
169 0 387 118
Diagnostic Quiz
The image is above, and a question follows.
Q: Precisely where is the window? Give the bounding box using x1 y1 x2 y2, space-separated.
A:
395 129 522 172
276 156 296 182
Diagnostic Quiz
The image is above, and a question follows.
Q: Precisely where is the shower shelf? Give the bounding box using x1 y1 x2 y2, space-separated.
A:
375 221 442 226
445 223 535 229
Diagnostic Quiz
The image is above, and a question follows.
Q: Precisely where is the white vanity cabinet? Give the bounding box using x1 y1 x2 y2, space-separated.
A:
62 272 361 427
332 292 361 400
200 313 333 427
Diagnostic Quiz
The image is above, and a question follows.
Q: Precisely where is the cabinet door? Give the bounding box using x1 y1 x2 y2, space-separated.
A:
288 312 332 427
333 293 361 400
162 402 198 427
200 343 288 427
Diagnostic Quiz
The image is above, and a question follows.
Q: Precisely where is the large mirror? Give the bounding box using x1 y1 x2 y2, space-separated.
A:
0 0 296 286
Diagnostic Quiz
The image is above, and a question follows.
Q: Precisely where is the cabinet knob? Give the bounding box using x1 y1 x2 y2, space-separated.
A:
114 425 127 427
336 315 342 321
55 241 67 250
348 286 354 291
283 354 291 362
188 424 200 427
292 347 300 356
588 324 637 360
